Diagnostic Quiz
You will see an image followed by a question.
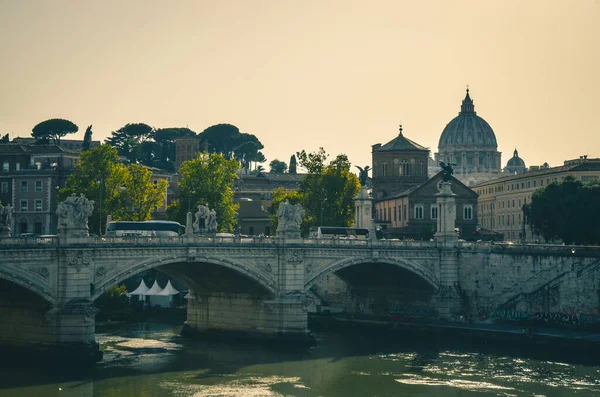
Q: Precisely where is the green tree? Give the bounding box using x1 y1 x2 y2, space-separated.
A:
32 118 78 145
524 175 600 245
296 148 360 234
198 124 266 171
120 164 169 221
82 125 93 151
270 188 304 233
198 123 240 158
269 159 287 173
289 154 297 174
167 152 239 232
105 123 154 163
59 145 130 234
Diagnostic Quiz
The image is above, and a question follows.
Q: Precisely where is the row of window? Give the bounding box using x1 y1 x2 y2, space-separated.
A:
0 180 44 193
18 199 44 212
476 175 588 196
376 162 426 177
378 204 473 222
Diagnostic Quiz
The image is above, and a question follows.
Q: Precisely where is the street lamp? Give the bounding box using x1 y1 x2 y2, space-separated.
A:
320 197 327 226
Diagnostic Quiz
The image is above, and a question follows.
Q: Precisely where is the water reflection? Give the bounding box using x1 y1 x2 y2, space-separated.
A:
0 323 599 397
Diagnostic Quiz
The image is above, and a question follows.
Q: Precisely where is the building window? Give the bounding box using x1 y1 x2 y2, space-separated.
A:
20 181 28 192
431 205 438 219
388 208 391 221
394 207 397 221
399 161 410 176
382 162 388 177
403 205 407 220
2 161 8 172
35 180 43 192
1 182 7 193
414 205 424 219
35 199 42 212
20 199 28 212
463 204 473 220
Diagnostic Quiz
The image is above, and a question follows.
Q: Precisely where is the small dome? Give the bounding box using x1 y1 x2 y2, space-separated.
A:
506 149 525 167
505 148 527 174
438 89 498 150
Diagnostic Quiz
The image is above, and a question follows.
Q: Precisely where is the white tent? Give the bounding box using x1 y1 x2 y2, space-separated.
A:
127 279 150 297
156 280 179 296
146 280 164 295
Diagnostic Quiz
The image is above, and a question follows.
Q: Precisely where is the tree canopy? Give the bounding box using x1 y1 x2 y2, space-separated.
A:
59 145 167 234
524 175 600 245
198 124 265 171
296 149 360 233
32 118 78 145
0 134 9 143
166 152 239 232
269 159 287 173
105 123 154 164
289 155 297 174
267 148 360 236
82 125 93 151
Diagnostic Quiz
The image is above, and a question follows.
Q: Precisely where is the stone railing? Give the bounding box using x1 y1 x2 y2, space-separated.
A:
1 236 599 256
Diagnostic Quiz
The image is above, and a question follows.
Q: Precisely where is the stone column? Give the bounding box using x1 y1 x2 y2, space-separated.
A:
185 211 193 238
434 182 458 246
354 186 375 239
433 182 462 320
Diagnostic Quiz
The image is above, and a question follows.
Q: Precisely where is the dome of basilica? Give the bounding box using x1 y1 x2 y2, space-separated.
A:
438 89 498 150
505 148 527 174
434 89 502 186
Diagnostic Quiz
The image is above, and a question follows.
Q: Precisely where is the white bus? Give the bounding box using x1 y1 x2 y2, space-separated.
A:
106 221 185 237
309 226 370 240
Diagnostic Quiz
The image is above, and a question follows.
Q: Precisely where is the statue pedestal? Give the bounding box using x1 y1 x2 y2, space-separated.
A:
354 186 375 239
432 181 462 321
276 229 301 240
0 226 11 238
434 182 458 247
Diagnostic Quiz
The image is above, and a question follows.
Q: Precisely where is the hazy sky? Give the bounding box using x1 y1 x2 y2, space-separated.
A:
1 0 598 171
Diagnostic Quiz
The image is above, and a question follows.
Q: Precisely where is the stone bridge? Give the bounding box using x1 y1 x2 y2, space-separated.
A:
1 235 599 363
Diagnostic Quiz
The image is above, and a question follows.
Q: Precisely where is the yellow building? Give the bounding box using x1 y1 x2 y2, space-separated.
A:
473 156 600 241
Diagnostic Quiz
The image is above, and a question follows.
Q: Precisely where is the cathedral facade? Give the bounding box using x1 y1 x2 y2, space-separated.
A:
434 89 502 186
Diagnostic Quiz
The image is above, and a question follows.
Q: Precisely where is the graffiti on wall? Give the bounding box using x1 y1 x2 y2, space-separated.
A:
477 306 600 327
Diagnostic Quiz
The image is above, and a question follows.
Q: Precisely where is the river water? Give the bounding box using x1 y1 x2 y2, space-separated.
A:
0 323 599 397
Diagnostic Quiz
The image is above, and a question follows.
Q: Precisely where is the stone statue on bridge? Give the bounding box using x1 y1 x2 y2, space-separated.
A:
276 200 304 238
194 204 216 234
0 202 13 238
56 193 94 237
207 209 218 233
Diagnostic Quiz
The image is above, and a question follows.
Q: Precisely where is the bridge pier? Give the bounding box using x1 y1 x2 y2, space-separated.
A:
433 181 463 320
184 291 310 343
0 301 101 364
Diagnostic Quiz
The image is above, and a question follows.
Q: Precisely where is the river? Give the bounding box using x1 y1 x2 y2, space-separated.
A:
0 323 599 396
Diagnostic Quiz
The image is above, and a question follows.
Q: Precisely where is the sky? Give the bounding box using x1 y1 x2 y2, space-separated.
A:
1 0 599 171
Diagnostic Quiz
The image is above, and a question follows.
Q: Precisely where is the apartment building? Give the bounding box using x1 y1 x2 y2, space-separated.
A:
473 156 600 241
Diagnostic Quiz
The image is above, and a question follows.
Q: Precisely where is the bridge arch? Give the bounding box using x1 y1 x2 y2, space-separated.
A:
91 255 277 301
0 265 55 304
305 256 440 292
